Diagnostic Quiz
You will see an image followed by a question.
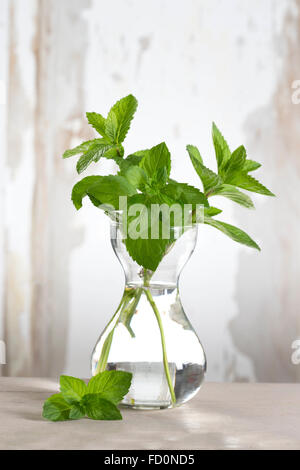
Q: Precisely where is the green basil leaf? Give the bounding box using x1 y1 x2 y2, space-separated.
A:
63 139 102 159
162 181 208 207
122 166 148 190
87 371 132 404
81 395 122 420
204 216 260 250
223 145 246 181
204 207 222 216
210 184 254 208
87 175 137 209
212 122 231 170
124 194 171 271
42 393 72 422
243 159 261 172
227 172 275 196
86 112 107 138
76 142 111 174
105 94 138 144
186 145 222 194
60 375 87 405
140 142 171 184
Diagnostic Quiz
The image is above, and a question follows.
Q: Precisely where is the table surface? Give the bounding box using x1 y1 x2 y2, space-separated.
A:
0 378 299 450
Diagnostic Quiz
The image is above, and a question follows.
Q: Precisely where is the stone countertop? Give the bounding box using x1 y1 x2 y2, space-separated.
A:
0 378 299 450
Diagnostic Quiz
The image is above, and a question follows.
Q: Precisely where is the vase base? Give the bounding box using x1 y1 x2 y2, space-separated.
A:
121 404 173 410
102 361 205 409
120 399 175 410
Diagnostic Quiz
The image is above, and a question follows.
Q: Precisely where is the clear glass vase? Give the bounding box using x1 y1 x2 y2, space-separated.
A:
91 218 206 409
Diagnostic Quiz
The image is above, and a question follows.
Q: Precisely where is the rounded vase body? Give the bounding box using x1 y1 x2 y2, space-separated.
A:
91 219 206 409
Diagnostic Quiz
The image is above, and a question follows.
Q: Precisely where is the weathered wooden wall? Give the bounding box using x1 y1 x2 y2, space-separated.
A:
231 1 300 382
0 0 299 381
1 0 92 376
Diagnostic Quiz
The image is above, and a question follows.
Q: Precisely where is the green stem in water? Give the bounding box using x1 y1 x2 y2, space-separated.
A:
95 288 142 374
94 294 126 375
143 287 176 405
96 270 176 406
95 329 114 374
121 289 142 338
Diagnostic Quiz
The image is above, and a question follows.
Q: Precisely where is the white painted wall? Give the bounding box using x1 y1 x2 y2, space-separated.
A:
1 0 299 382
0 0 9 345
64 0 285 380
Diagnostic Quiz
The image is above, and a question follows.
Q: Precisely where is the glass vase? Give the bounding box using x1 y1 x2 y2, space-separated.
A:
91 217 206 409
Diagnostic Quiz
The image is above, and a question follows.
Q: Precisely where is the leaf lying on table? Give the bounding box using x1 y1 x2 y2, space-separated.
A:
42 370 132 422
81 395 122 420
86 369 132 404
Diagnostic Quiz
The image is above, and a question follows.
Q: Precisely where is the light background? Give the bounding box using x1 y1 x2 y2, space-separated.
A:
0 0 299 382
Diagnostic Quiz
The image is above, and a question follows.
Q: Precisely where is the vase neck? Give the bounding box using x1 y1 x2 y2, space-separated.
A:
111 222 198 288
124 268 177 290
